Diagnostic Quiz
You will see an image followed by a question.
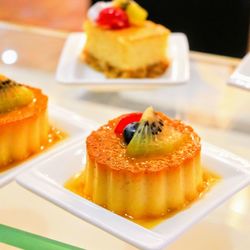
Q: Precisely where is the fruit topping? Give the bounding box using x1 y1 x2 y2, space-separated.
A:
0 75 34 113
126 107 186 157
126 1 148 25
89 1 147 29
96 7 130 29
113 0 131 9
123 122 139 144
114 112 142 135
87 1 112 22
112 0 148 25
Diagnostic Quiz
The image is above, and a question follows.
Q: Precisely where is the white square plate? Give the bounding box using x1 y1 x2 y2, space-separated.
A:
56 32 189 85
228 52 250 90
0 104 96 187
16 139 250 250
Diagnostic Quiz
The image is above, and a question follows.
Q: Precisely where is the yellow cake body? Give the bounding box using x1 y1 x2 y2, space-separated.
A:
82 20 170 78
0 77 49 169
0 111 49 167
84 113 203 219
84 154 202 218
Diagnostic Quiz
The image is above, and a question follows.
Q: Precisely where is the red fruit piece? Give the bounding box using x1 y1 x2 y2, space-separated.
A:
97 7 130 29
115 112 142 135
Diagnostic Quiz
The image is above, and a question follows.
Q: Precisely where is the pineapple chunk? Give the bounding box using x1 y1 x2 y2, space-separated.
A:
126 1 148 26
112 0 130 9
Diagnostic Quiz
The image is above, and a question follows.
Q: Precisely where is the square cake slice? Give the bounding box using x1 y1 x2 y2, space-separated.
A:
82 20 170 78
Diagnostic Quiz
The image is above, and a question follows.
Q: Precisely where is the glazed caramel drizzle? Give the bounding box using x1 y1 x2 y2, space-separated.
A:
65 168 220 229
0 127 67 173
132 170 220 228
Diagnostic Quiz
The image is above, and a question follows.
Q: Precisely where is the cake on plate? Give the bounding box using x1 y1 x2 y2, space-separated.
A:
83 107 203 219
82 0 170 78
0 75 49 169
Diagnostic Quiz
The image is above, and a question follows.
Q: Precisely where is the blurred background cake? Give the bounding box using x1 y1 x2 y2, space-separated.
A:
0 0 248 58
0 75 49 169
82 0 170 78
84 107 203 219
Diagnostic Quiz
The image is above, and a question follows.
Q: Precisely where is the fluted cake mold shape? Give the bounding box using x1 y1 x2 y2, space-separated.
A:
84 112 203 219
0 77 49 169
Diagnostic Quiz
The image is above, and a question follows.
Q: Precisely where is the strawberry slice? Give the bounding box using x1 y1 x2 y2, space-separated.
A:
97 7 130 30
115 112 142 135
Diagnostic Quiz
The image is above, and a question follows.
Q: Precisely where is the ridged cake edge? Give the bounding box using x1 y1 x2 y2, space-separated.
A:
83 152 203 219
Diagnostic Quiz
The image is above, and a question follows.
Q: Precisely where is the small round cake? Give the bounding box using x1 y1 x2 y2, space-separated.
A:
84 107 203 219
0 75 49 168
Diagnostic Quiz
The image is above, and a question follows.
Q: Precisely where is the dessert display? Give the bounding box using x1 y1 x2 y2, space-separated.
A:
0 75 65 172
82 0 170 78
66 107 219 221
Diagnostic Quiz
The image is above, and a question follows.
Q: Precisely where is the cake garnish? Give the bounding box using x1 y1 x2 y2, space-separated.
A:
116 106 187 157
123 121 139 144
113 0 130 9
119 0 148 26
87 0 148 29
97 7 130 29
87 1 112 22
0 75 34 113
114 112 142 134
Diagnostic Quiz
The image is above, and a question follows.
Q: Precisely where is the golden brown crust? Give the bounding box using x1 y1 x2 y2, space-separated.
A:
82 51 169 78
86 112 201 174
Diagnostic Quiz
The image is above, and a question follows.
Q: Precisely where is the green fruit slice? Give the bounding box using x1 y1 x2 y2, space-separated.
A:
127 107 187 157
113 0 130 9
112 0 148 25
126 1 148 26
0 75 34 113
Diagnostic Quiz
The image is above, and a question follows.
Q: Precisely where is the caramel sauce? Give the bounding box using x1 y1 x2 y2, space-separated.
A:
0 127 67 173
132 170 220 228
65 168 220 229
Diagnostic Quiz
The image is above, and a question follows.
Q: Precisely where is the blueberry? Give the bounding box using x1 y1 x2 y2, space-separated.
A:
123 122 139 144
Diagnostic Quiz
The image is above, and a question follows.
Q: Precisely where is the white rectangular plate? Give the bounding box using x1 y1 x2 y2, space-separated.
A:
56 32 189 85
0 104 96 187
16 139 250 250
228 52 250 90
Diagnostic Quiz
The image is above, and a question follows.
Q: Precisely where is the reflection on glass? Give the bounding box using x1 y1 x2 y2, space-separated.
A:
229 189 250 215
1 49 18 64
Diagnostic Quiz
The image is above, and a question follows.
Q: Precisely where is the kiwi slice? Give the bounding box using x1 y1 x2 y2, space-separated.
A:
127 107 186 157
0 75 34 113
112 0 148 26
113 0 130 9
126 1 148 25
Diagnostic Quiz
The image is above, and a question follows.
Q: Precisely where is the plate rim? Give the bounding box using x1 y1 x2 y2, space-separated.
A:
56 32 190 85
228 52 250 90
16 140 250 250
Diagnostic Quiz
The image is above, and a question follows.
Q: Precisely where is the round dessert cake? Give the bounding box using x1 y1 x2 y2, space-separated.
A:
0 75 49 168
84 107 203 219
